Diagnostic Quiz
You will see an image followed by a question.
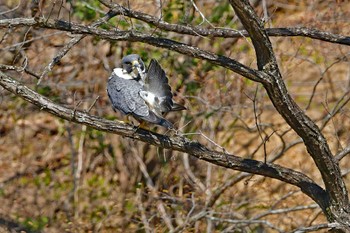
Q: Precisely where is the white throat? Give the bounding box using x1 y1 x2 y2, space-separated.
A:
113 68 134 80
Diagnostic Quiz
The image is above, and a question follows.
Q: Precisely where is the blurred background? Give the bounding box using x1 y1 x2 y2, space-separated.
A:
1 0 350 232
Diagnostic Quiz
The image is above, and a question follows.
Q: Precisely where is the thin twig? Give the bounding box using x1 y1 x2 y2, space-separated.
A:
87 96 100 112
289 223 341 233
132 146 175 231
208 216 283 232
252 204 318 220
136 187 152 233
183 153 206 192
37 35 84 85
335 144 350 162
37 10 119 85
66 123 78 217
190 0 214 27
0 31 66 50
0 2 20 17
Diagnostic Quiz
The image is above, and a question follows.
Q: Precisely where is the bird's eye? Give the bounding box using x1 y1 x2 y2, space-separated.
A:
125 62 131 65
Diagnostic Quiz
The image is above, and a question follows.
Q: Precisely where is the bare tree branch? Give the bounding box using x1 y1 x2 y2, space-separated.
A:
98 0 350 46
0 70 328 211
289 223 341 233
2 16 350 47
228 0 350 227
1 1 350 230
335 145 350 162
0 17 264 82
37 10 118 84
252 204 318 220
207 217 283 232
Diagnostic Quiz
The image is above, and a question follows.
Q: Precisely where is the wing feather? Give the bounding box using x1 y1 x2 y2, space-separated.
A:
107 72 172 128
107 73 148 116
143 59 173 113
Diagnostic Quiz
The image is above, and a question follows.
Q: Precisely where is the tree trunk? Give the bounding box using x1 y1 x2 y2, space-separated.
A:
229 0 350 230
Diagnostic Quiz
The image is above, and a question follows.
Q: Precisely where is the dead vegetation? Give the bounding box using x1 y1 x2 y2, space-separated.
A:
0 0 350 232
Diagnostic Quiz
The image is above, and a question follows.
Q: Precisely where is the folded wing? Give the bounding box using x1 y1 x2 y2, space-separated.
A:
107 72 173 129
142 59 186 116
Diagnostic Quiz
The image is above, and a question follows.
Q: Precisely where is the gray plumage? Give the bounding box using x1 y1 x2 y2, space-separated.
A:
121 54 146 79
107 73 173 129
140 59 186 116
107 54 185 129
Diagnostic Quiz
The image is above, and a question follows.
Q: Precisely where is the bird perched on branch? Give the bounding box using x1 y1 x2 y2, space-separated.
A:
107 54 186 129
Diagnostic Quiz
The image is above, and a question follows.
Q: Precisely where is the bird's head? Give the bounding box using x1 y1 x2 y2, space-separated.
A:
121 54 146 79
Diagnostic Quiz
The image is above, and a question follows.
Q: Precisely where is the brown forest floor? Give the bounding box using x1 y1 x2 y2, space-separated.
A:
1 0 350 232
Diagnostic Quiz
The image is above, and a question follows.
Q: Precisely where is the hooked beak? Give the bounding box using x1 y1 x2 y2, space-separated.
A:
131 60 140 68
132 60 144 78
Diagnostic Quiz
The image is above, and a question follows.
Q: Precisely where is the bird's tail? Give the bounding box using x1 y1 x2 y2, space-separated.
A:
171 102 186 111
160 118 174 129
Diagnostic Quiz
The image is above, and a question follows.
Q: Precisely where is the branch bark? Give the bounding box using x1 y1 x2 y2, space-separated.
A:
229 0 350 229
0 70 328 211
37 10 118 84
98 0 350 46
1 1 349 230
1 16 350 46
0 17 263 83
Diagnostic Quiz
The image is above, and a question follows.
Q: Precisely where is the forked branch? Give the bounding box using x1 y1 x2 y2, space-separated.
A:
228 0 350 227
0 70 328 211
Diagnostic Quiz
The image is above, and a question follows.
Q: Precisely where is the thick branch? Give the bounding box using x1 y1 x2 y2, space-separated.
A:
2 16 350 46
0 70 329 211
268 27 350 46
229 0 350 225
229 0 277 69
0 17 263 82
98 0 350 46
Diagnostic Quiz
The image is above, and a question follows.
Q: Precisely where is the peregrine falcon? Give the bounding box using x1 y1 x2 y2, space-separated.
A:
107 54 185 129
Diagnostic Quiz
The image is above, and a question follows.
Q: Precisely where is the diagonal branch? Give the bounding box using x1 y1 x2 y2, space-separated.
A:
228 0 350 223
267 27 350 46
98 0 350 46
229 0 276 70
2 16 350 46
0 17 264 82
37 10 118 85
0 70 329 211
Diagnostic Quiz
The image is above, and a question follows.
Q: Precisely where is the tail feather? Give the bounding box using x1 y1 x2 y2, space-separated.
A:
160 118 173 129
136 111 174 129
171 102 186 111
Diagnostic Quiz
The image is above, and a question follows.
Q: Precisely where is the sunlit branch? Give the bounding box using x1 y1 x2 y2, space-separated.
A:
98 0 350 46
0 70 328 211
